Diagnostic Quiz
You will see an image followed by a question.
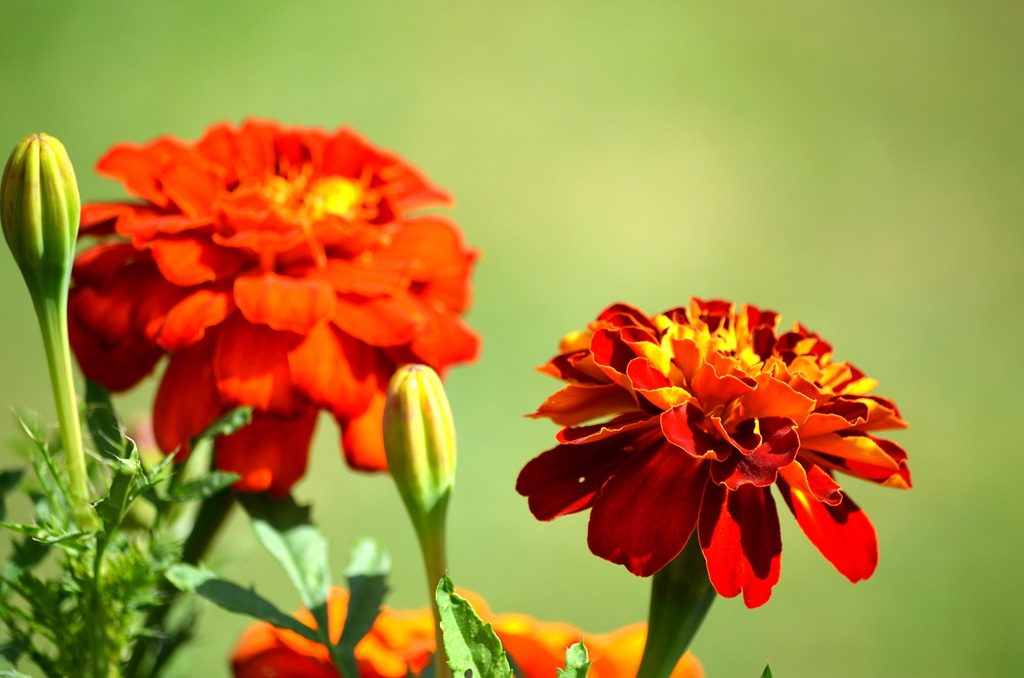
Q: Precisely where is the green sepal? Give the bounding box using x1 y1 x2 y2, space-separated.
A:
760 664 773 678
558 641 591 678
165 563 320 643
435 574 512 678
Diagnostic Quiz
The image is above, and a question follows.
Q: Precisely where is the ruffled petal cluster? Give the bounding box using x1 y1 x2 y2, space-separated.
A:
517 299 910 607
231 587 703 678
69 120 479 495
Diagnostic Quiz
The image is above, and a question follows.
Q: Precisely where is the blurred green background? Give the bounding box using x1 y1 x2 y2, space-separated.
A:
2 1 1022 675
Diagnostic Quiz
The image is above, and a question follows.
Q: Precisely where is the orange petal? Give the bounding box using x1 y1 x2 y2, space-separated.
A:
215 410 318 496
235 272 336 334
155 286 234 351
288 323 377 418
339 389 388 471
531 383 640 427
333 292 422 347
214 312 301 414
149 235 248 286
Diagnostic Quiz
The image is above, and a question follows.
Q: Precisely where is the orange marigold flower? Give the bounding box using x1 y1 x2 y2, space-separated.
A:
517 299 911 608
231 587 703 678
68 120 479 495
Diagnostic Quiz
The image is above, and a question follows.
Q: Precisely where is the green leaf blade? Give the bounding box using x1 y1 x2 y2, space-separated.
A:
557 641 591 678
435 574 512 678
165 563 320 643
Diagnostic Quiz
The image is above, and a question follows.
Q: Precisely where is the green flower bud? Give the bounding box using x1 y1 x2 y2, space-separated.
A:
1 133 96 529
383 364 456 526
383 363 457 678
1 133 80 302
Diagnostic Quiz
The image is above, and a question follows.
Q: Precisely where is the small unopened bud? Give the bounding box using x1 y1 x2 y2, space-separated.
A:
1 133 96 529
1 133 80 302
383 364 457 678
383 364 456 526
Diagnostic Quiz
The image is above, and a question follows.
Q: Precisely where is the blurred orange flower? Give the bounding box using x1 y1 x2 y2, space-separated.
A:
69 120 478 495
231 588 703 678
517 299 910 607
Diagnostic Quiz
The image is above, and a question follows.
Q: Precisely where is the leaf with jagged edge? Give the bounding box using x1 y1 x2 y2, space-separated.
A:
239 494 331 640
333 539 392 678
165 563 319 643
436 574 512 678
557 641 591 678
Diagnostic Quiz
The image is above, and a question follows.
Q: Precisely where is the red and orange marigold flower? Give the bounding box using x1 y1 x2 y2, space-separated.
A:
231 587 703 678
68 120 479 495
517 299 910 608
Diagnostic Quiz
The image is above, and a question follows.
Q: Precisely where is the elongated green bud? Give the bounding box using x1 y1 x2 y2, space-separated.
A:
383 364 456 527
1 133 97 529
383 364 456 678
2 133 80 302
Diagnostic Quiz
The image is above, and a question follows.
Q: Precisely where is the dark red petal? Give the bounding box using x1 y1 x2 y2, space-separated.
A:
72 242 138 286
698 482 782 608
152 333 222 458
215 410 318 497
588 441 709 577
516 433 638 521
660 403 731 461
339 389 388 471
68 305 162 392
234 273 336 334
288 323 377 418
556 413 654 445
214 312 301 414
68 272 163 392
777 473 878 583
709 417 800 489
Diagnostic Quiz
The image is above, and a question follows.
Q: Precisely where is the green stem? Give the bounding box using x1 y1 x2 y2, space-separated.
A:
416 505 451 678
33 292 98 530
125 490 236 677
636 535 717 678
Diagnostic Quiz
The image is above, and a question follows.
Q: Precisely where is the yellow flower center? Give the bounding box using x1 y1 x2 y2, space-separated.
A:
304 177 362 219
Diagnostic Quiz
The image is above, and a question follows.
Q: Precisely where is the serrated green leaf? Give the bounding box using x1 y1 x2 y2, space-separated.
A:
94 457 140 530
436 574 512 678
165 563 320 643
167 471 240 503
0 469 24 522
239 494 330 612
192 406 253 444
557 641 591 678
334 540 392 678
760 664 773 678
84 379 128 461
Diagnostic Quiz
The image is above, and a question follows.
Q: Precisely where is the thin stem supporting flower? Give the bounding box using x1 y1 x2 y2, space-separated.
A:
636 535 716 678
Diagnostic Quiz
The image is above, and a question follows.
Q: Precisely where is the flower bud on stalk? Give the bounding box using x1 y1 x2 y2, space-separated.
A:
2 133 98 529
383 364 456 678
